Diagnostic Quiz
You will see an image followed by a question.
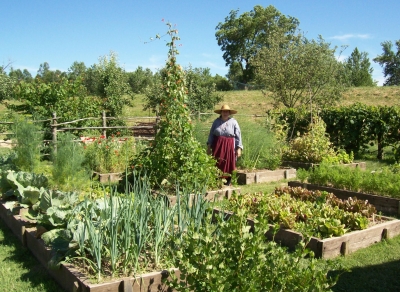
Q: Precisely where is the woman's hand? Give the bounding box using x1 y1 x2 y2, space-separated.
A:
207 146 212 155
236 148 242 157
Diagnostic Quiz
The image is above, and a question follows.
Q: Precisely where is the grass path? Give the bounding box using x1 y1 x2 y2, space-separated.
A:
0 219 62 292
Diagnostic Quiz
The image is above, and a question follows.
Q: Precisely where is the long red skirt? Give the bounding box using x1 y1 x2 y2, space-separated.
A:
212 135 236 174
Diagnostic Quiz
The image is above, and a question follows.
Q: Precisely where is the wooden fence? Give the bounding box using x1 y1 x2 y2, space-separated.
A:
0 111 160 148
0 111 267 149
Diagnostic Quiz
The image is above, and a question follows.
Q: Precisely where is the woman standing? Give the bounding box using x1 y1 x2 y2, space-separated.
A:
207 104 243 185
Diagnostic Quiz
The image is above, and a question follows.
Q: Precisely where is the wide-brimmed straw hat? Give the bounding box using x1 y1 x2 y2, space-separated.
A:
214 104 238 114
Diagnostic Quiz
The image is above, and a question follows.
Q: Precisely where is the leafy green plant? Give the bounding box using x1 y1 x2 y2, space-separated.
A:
11 119 44 172
51 132 90 191
82 134 135 173
168 206 339 291
282 116 349 164
130 22 220 192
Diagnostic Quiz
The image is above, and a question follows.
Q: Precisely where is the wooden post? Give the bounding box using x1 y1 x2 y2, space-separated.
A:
155 111 160 135
52 112 57 154
102 111 107 138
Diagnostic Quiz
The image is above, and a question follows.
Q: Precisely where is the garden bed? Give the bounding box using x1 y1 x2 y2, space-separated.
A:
92 172 123 183
0 199 178 292
213 207 400 259
166 185 240 206
236 168 296 185
281 161 366 170
288 181 400 216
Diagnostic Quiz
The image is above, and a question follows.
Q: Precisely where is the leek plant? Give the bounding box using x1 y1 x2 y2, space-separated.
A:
68 172 213 281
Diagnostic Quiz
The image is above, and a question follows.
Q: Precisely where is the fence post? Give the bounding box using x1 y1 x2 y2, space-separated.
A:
52 112 57 154
155 110 160 136
102 111 107 138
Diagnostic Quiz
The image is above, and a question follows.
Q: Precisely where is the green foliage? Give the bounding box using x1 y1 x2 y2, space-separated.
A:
373 39 400 86
301 162 400 198
252 32 346 109
1 170 48 206
126 66 154 94
343 47 376 87
11 119 44 172
82 134 135 173
0 65 16 101
282 117 342 163
236 119 283 170
228 188 372 239
215 5 299 84
168 207 339 291
143 66 223 115
51 133 90 191
131 23 221 191
92 51 133 117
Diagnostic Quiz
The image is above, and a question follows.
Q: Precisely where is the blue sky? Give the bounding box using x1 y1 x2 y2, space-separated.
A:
2 0 399 86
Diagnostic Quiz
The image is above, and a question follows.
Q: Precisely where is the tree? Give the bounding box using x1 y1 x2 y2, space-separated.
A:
0 64 16 101
36 62 66 83
8 67 33 82
68 61 87 81
143 66 223 116
215 5 299 84
252 31 346 109
373 40 400 86
92 51 133 117
344 48 376 87
126 66 154 94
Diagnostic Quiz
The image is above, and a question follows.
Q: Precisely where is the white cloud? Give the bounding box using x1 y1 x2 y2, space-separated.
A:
329 34 371 41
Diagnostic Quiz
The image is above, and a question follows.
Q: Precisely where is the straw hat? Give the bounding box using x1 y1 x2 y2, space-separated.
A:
214 104 238 114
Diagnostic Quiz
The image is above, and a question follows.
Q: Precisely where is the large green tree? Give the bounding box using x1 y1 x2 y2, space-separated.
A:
0 64 16 101
344 48 376 87
143 66 223 116
91 52 133 117
67 61 87 81
215 5 299 84
373 40 400 86
252 31 346 109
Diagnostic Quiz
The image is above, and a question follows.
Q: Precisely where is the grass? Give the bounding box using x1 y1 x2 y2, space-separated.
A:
330 236 400 291
0 219 62 292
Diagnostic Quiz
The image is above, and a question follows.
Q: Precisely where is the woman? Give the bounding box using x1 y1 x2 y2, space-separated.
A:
207 104 243 185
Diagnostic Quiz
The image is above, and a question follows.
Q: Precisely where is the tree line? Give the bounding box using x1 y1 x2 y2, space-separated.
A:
0 4 399 116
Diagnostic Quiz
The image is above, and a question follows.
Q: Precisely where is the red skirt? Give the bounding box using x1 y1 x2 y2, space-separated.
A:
212 135 236 174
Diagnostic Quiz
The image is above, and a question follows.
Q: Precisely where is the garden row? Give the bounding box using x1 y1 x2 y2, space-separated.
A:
272 103 400 160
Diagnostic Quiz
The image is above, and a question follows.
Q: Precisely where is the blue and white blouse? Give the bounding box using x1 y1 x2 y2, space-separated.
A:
207 117 243 150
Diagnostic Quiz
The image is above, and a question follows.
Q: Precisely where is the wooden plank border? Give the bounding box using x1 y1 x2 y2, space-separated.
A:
236 168 296 185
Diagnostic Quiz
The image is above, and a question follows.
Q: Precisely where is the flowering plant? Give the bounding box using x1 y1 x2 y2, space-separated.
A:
82 134 136 173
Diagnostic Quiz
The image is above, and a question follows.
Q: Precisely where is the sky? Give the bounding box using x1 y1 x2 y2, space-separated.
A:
2 0 399 86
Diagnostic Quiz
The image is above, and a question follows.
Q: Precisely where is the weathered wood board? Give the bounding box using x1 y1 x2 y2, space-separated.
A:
281 161 366 170
236 168 296 185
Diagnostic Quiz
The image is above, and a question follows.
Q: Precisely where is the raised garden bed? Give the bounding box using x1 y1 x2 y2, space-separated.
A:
213 207 400 259
0 199 178 292
92 172 123 183
166 186 240 206
281 161 366 170
236 168 296 185
288 181 400 216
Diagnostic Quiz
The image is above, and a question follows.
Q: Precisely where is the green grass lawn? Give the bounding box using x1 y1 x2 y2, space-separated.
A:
0 220 62 292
